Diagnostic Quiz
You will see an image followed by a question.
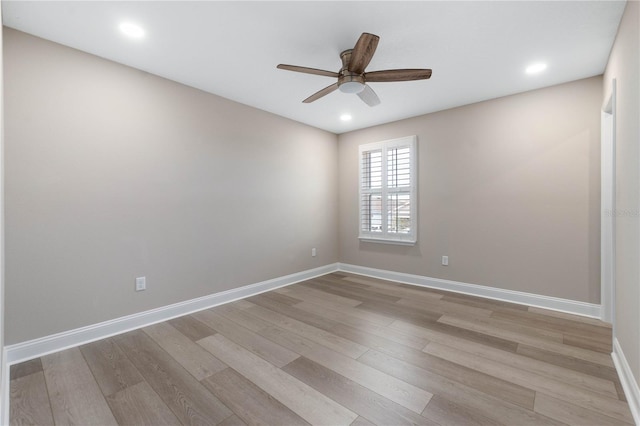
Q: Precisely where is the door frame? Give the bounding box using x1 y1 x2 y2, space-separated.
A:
601 79 616 328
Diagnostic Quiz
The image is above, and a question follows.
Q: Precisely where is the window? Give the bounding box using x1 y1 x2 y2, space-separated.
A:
359 136 417 244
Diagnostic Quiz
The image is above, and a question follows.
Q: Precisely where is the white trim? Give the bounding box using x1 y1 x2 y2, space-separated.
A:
1 352 6 426
601 78 617 325
358 237 416 246
0 1 7 423
4 263 338 365
358 135 417 244
612 338 640 425
338 263 601 318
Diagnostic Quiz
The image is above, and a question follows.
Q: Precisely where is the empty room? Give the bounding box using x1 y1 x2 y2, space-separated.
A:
1 1 639 425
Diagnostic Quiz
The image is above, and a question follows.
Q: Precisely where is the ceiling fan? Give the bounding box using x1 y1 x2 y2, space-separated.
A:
277 32 432 107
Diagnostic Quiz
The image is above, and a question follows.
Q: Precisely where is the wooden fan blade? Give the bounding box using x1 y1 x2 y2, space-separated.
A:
303 83 339 103
349 33 379 74
277 64 339 78
357 84 380 107
364 69 432 82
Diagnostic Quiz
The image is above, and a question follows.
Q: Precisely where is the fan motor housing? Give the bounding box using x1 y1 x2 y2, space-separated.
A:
338 49 365 93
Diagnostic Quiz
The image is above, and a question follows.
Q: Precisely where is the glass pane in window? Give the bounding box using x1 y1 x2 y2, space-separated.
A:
387 193 411 234
361 193 382 232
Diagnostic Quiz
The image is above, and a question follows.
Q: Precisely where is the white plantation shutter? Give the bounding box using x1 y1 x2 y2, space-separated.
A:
359 136 417 244
360 149 382 233
387 145 412 235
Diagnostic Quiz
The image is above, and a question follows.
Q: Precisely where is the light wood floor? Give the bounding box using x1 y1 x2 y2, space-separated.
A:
10 272 633 426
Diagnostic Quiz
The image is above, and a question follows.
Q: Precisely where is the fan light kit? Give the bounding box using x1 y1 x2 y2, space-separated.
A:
277 32 432 107
339 81 365 94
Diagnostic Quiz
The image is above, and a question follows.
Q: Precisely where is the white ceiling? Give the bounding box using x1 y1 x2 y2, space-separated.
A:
2 1 626 134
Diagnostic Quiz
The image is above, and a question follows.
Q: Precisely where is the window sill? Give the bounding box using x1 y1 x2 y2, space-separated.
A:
358 237 416 246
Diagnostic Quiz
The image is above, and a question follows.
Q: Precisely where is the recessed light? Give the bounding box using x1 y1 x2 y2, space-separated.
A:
119 22 145 38
340 114 352 121
526 63 547 74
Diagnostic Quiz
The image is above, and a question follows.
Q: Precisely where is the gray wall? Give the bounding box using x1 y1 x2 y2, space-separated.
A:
4 26 608 346
604 0 640 386
3 28 338 344
338 76 602 303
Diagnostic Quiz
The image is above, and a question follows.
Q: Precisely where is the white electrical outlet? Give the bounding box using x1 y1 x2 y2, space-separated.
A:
442 256 449 266
135 276 146 291
311 248 317 257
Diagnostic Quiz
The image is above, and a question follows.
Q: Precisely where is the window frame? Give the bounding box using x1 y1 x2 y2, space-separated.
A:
358 135 417 245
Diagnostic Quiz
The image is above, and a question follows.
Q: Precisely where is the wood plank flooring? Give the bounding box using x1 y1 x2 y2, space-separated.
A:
10 273 633 426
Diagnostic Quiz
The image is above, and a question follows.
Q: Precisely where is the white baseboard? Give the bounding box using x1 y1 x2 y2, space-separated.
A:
612 338 640 425
1 262 615 425
338 263 601 318
5 263 338 365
